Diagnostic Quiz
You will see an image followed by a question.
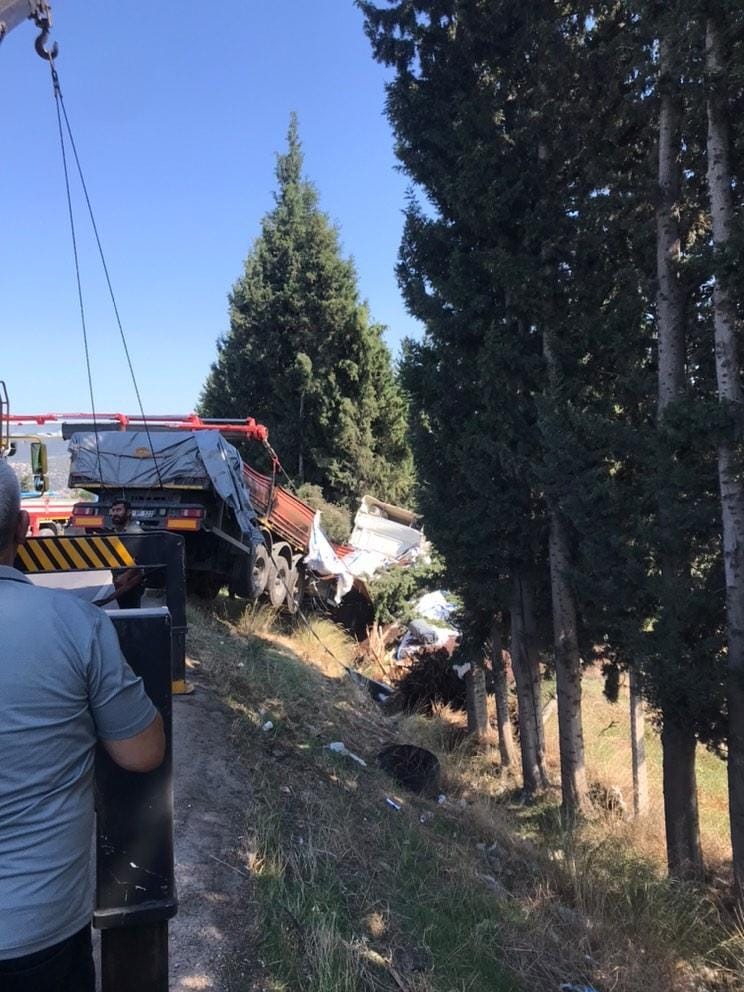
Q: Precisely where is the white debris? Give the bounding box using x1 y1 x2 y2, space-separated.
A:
349 495 427 573
261 721 274 732
304 513 354 603
326 741 367 767
413 590 457 622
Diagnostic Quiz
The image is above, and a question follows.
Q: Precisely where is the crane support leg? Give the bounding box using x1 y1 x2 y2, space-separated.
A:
101 924 168 992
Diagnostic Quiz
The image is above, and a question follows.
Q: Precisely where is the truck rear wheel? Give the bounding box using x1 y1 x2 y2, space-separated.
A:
285 554 306 615
251 544 270 599
268 545 290 608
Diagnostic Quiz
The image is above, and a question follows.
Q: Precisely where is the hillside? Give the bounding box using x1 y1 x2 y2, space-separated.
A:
181 602 744 992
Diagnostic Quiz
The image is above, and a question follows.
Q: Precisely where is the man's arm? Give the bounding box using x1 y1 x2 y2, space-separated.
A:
86 609 165 773
101 711 165 773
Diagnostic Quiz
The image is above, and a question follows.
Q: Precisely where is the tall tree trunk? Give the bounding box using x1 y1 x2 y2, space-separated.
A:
657 50 686 405
465 658 492 741
543 332 588 819
656 32 704 880
520 573 549 763
510 572 550 796
662 719 702 880
705 14 744 901
547 504 589 818
491 616 517 769
629 666 649 818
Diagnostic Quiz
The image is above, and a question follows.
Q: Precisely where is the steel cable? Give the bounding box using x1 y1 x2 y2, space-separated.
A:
47 57 165 490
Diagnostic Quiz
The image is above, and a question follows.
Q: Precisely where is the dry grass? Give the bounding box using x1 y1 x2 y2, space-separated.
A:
543 669 732 867
187 602 744 992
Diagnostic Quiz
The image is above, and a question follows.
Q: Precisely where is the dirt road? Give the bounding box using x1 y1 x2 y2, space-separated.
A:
169 673 258 991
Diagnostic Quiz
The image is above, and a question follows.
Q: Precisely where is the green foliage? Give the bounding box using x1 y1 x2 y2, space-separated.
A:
200 114 413 509
367 552 446 624
295 483 352 545
359 0 731 758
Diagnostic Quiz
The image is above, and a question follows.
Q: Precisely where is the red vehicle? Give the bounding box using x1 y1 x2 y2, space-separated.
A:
21 492 77 536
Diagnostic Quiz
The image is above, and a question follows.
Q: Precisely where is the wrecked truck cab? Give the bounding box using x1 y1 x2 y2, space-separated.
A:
348 495 429 573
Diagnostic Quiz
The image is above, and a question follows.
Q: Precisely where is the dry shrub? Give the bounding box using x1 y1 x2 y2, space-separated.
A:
234 601 281 638
395 706 469 757
354 620 402 679
708 910 744 987
285 616 356 675
393 649 469 713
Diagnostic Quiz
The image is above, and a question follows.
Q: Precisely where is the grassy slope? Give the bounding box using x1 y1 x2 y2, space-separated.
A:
561 671 730 864
186 602 743 992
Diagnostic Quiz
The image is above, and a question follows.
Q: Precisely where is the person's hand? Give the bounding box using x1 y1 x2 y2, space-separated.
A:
93 568 143 607
113 568 142 595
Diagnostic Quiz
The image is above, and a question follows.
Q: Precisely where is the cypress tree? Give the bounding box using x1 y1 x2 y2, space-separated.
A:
361 1 729 844
362 0 594 808
201 115 413 509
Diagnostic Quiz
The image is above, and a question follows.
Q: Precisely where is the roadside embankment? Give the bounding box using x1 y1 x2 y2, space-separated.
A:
180 601 743 992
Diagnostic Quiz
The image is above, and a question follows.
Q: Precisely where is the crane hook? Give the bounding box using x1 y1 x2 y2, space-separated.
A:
34 21 58 61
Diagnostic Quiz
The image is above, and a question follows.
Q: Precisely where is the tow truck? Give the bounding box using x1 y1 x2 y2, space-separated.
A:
0 0 46 40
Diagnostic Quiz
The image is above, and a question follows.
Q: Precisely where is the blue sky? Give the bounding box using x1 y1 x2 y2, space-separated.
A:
0 1 421 416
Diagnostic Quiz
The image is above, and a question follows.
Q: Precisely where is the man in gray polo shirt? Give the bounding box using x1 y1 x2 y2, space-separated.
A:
0 462 165 991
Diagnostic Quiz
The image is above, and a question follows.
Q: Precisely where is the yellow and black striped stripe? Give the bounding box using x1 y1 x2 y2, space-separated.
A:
15 536 136 573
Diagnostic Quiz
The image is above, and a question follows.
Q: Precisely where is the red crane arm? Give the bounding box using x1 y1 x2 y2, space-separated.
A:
0 412 270 442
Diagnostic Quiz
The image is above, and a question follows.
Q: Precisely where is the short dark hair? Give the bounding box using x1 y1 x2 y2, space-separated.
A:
111 498 131 511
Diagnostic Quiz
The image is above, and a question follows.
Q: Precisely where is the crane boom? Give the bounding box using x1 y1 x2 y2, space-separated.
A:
0 0 51 42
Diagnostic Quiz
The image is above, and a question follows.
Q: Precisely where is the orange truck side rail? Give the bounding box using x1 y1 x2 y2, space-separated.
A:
242 465 354 558
242 465 315 550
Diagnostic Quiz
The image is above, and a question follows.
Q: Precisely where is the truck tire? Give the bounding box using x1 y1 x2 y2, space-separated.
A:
285 554 306 615
251 544 270 599
268 544 290 608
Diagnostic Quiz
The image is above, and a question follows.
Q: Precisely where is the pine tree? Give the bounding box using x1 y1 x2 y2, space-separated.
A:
200 115 413 508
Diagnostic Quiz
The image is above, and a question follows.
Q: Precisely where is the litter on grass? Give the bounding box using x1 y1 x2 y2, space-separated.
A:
326 741 368 767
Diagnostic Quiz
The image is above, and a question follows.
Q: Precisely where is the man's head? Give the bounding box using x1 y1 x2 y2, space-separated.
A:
0 462 28 565
110 499 132 529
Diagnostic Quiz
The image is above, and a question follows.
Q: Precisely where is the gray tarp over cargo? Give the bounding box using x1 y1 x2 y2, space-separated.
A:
67 430 263 540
